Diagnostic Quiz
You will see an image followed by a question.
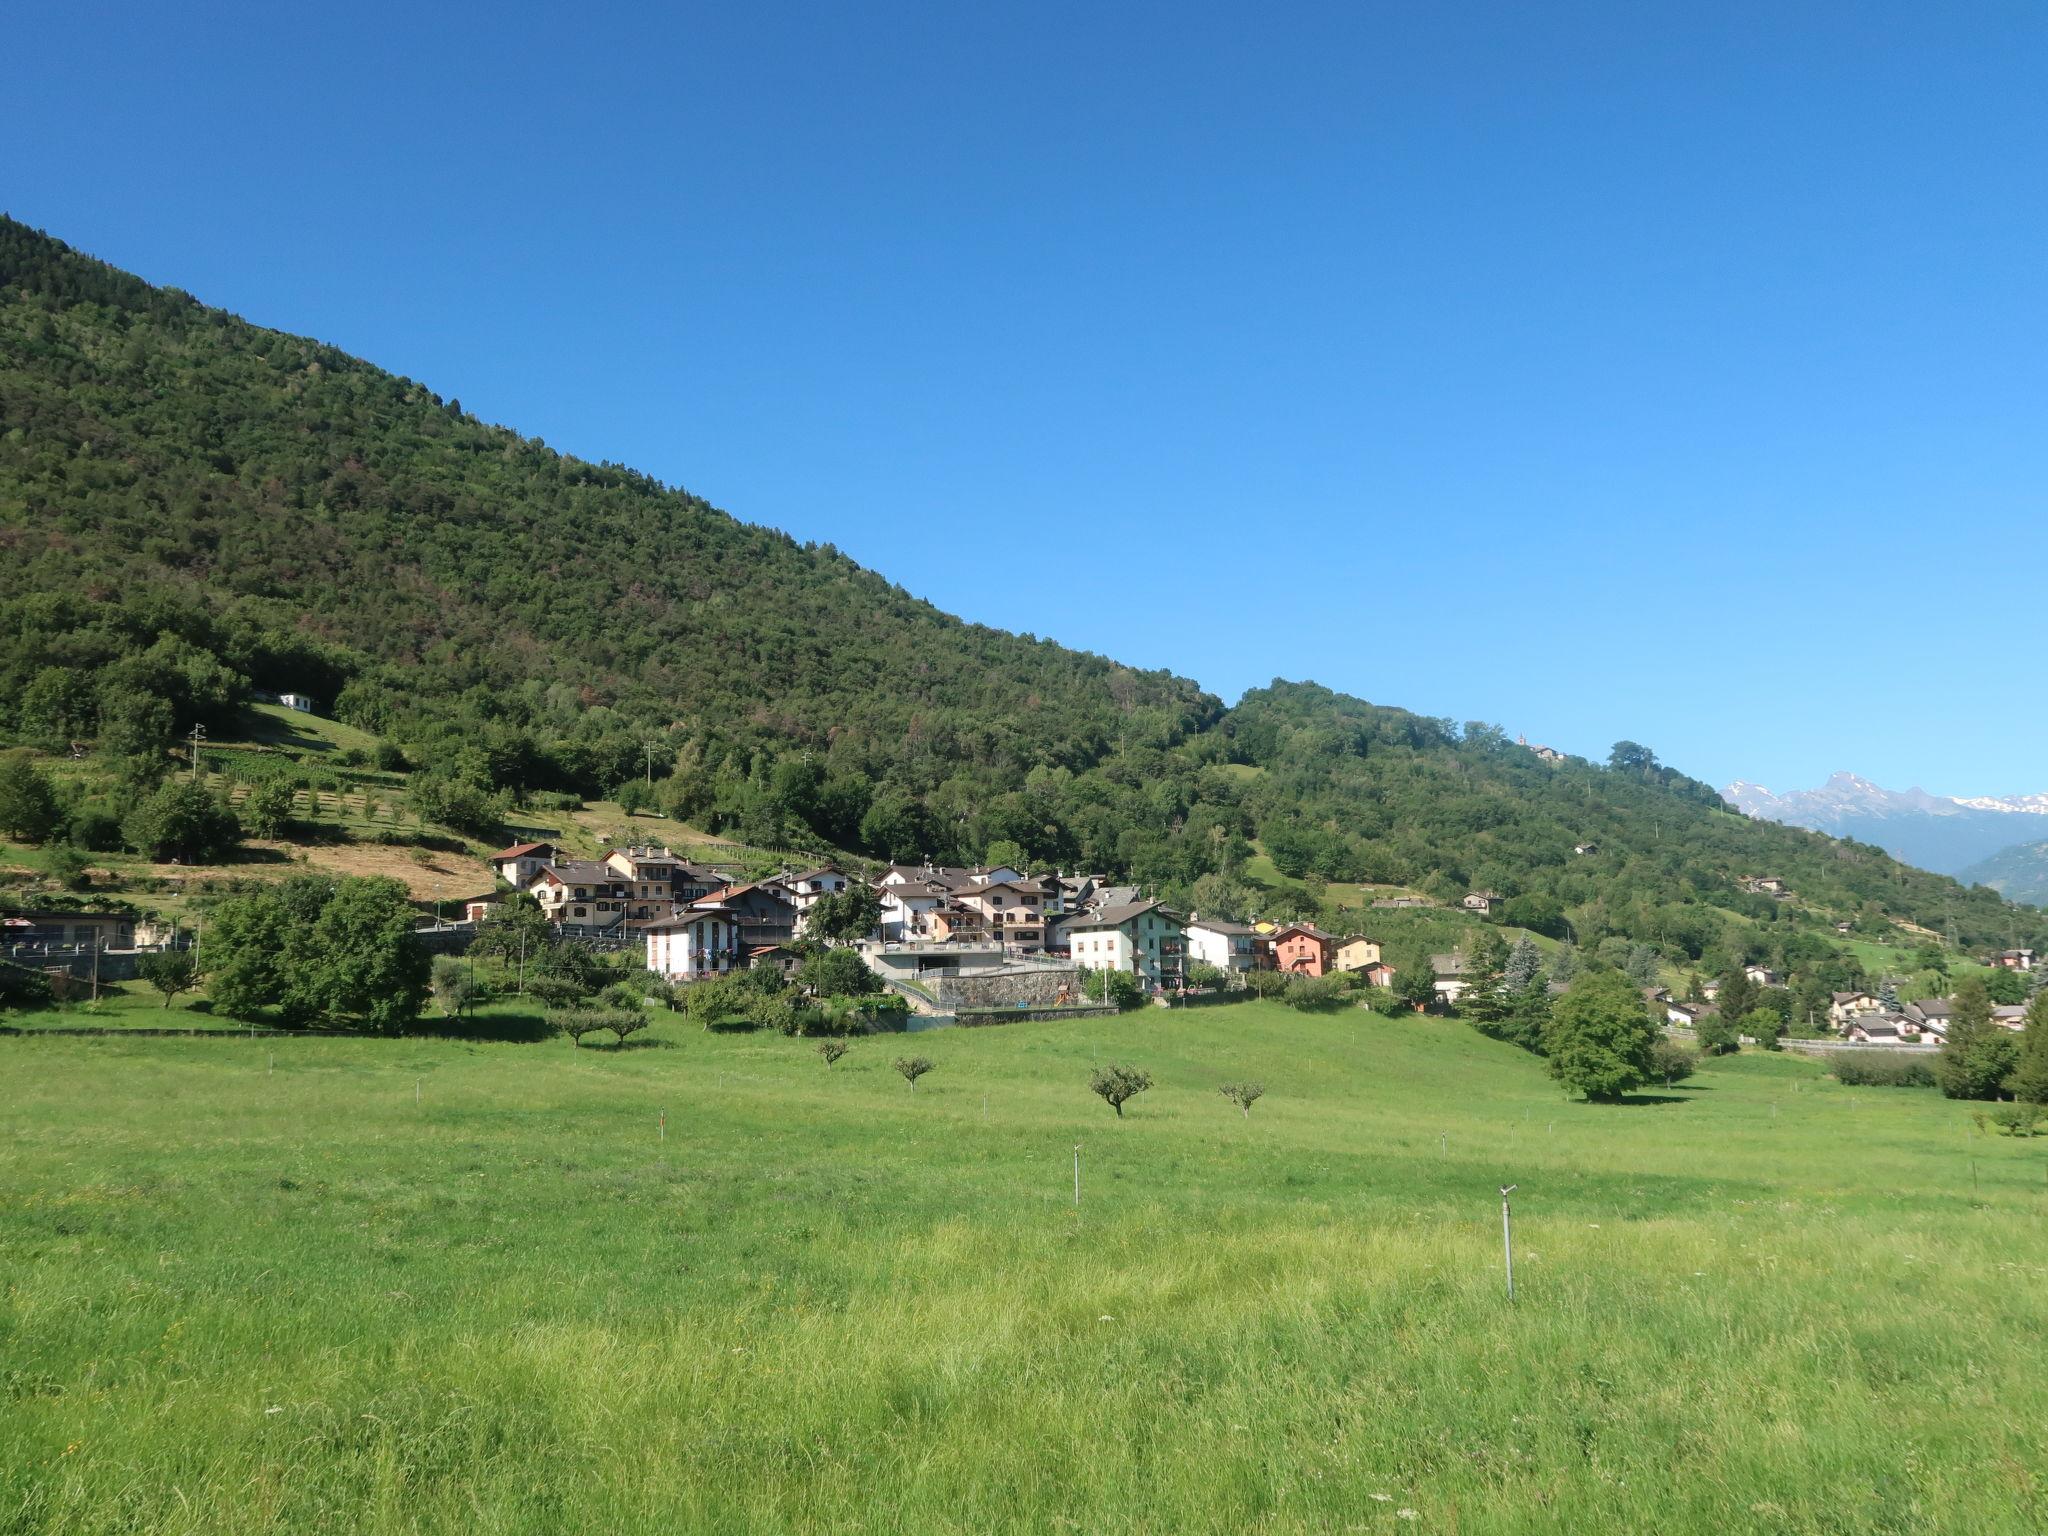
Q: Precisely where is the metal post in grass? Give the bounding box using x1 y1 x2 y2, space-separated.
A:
660 1109 666 1143
1500 1185 1518 1302
1073 1144 1082 1207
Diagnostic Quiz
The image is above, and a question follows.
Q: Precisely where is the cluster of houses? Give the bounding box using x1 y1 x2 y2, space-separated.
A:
1824 986 2033 1045
478 844 1407 992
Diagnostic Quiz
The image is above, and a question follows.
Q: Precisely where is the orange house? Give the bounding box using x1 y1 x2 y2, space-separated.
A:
1270 923 1336 976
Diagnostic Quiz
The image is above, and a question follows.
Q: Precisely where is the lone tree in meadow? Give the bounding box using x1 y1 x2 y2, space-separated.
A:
894 1055 935 1092
609 1009 650 1047
1089 1063 1154 1117
1542 969 1659 1101
817 1038 849 1067
1218 1081 1264 1118
138 948 200 1007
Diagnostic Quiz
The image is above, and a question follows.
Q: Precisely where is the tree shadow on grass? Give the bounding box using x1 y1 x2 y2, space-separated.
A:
409 1014 558 1044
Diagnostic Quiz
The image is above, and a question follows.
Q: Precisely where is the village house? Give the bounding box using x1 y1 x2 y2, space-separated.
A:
1333 935 1383 973
780 865 851 932
1360 961 1397 988
528 860 631 932
1431 952 1473 1006
1 909 139 949
1271 923 1337 976
1744 963 1783 987
1741 877 1790 897
1517 735 1565 765
875 863 1027 941
701 881 799 952
1845 1016 1907 1045
489 841 558 888
1665 1000 1716 1029
955 878 1048 950
1901 997 1953 1036
643 906 741 981
603 845 724 920
1370 896 1434 910
1183 916 1262 974
1993 1004 2030 1031
1461 891 1503 916
1994 948 2036 972
748 943 802 978
1066 901 1187 991
1573 842 1598 856
1827 991 1882 1030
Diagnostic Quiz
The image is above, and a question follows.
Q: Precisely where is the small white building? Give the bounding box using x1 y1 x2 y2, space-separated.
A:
489 841 559 889
1184 916 1260 973
644 907 741 981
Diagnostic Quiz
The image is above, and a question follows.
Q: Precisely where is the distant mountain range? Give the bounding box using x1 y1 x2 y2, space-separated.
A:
1724 772 2048 886
1958 841 2048 907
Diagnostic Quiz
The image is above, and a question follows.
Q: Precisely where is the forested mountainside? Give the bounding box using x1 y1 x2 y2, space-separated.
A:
4 215 2042 966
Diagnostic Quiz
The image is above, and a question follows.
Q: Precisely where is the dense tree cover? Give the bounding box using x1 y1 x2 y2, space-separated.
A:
202 874 429 1031
5 217 2044 974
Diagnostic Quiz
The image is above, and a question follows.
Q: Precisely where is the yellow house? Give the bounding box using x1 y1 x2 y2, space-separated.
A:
1334 936 1382 972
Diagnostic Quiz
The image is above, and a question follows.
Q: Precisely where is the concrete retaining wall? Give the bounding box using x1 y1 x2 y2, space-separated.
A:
929 965 1081 1010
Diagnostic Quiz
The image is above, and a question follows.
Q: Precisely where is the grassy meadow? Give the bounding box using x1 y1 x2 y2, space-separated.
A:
5 1001 2048 1533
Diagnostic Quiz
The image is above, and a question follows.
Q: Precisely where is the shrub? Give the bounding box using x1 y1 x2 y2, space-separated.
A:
1649 1040 1697 1086
0 960 55 1012
139 949 200 1006
894 1055 935 1091
1089 1063 1153 1117
798 946 880 999
1987 1103 2045 1138
1830 1053 1938 1089
1245 969 1292 1000
817 1039 849 1066
1186 961 1229 991
1081 968 1145 1011
1218 1081 1264 1118
609 1009 650 1047
1281 974 1346 1012
552 1008 636 1047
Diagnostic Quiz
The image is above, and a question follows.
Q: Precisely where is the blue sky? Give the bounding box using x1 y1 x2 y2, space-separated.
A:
9 2 2045 796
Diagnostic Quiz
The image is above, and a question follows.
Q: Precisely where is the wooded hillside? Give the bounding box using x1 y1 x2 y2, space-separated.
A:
4 214 2040 972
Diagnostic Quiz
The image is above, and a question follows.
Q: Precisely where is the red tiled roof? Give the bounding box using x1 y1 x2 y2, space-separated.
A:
490 841 553 861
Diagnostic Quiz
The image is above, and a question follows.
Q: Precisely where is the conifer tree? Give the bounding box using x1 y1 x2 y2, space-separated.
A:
2006 991 2048 1105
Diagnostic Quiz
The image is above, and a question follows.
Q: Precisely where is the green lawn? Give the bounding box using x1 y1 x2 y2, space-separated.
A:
5 1002 2047 1533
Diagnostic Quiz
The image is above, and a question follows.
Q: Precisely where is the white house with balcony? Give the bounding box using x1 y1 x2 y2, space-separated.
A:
1065 900 1186 990
643 906 741 981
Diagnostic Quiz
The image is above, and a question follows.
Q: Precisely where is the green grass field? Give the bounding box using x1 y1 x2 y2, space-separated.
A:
6 1002 2047 1533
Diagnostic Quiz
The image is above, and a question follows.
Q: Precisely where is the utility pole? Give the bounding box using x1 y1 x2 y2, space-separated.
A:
188 723 208 782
